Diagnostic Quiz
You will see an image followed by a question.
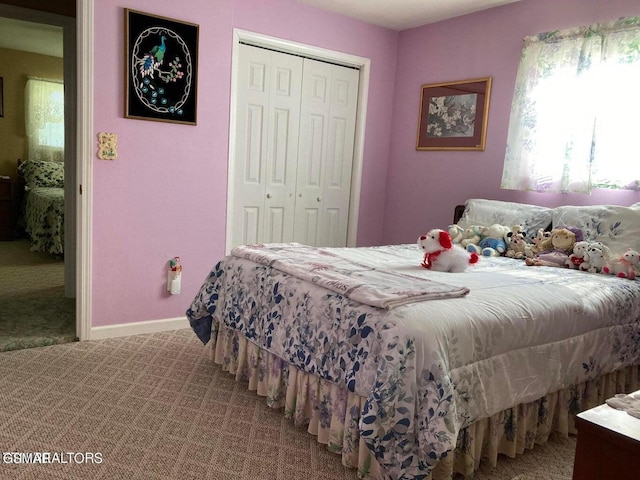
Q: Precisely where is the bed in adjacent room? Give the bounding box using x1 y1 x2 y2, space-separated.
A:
187 199 640 479
17 159 65 255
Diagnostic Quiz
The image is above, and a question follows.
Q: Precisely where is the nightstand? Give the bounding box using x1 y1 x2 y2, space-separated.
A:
0 176 13 240
572 392 640 480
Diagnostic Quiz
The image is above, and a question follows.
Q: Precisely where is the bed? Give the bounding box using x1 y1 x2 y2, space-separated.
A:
17 159 65 255
187 198 640 479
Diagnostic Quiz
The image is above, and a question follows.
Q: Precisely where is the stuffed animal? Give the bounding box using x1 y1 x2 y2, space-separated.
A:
565 241 589 269
525 228 576 267
527 228 551 258
461 225 486 252
579 242 609 273
505 227 529 259
479 224 510 257
578 242 608 273
447 224 465 244
418 229 480 272
511 225 525 236
602 249 640 279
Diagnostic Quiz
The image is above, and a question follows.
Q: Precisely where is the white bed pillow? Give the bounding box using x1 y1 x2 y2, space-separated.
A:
457 199 553 241
552 204 640 257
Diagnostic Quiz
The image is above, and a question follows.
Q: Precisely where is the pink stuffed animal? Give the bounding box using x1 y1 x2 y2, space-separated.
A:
418 229 480 272
602 249 640 279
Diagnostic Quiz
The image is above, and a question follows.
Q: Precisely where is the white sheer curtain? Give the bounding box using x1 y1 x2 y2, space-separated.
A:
501 16 640 193
25 78 64 163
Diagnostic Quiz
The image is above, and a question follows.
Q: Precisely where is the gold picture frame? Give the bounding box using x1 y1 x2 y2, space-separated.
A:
416 77 491 151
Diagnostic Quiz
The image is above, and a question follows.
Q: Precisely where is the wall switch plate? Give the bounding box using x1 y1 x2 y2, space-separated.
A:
97 132 118 160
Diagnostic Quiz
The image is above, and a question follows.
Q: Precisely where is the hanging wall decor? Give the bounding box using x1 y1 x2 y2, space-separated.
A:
125 9 199 125
416 77 491 151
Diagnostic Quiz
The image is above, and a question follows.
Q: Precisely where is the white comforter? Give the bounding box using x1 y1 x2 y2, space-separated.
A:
188 243 640 479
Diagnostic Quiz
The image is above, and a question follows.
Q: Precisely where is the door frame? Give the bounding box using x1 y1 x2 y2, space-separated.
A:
77 0 94 341
226 29 370 253
0 1 93 341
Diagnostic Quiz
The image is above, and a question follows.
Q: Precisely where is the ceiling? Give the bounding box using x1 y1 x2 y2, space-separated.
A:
297 0 521 31
0 16 62 57
0 0 521 58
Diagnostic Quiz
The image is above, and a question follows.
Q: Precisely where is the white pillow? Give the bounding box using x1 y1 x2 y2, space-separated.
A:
552 205 640 257
457 199 553 241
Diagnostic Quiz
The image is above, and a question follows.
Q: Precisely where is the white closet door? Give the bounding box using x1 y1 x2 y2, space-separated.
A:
231 44 303 248
294 58 359 247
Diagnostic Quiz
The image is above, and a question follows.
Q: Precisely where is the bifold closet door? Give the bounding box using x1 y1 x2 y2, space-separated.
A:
231 44 359 249
231 44 303 247
293 58 359 247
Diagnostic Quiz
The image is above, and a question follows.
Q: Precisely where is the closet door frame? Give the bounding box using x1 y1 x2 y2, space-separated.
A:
226 28 370 254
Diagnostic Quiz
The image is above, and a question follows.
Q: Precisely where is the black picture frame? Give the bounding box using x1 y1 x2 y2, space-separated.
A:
125 9 199 125
416 77 491 151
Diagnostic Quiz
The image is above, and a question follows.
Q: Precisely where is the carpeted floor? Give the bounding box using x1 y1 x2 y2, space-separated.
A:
0 239 76 352
0 329 577 480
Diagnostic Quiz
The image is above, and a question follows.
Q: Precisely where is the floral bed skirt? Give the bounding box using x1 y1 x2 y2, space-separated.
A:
210 324 640 479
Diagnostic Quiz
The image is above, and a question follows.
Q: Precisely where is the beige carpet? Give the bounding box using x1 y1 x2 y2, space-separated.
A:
0 329 576 480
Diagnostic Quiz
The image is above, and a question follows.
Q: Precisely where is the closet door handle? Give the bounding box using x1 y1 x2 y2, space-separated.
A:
266 193 272 199
316 197 322 202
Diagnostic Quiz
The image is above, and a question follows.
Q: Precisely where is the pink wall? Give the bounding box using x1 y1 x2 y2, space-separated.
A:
91 0 640 328
91 0 398 327
382 0 640 245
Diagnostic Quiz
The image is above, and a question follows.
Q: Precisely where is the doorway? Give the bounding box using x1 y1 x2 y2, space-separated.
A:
0 3 79 350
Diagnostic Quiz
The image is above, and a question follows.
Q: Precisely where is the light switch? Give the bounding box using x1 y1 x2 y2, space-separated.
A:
97 132 118 160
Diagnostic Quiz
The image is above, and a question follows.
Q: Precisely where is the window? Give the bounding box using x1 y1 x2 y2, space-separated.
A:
25 78 64 163
501 16 640 193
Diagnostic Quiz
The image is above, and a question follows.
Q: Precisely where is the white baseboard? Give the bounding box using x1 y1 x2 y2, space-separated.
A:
87 316 190 340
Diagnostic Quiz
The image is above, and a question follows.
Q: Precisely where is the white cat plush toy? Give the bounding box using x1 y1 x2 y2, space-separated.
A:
418 229 480 273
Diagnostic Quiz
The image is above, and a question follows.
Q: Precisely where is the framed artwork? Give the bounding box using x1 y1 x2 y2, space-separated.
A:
416 77 491 151
125 9 199 125
0 77 3 117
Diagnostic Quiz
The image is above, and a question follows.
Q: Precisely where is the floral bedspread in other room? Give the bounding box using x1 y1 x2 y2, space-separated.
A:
187 244 640 479
23 187 64 255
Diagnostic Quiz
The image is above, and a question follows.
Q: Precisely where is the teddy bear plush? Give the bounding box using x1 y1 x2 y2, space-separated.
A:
579 242 609 273
478 223 511 257
461 225 486 252
524 228 550 258
447 224 465 244
505 227 529 259
602 249 640 279
418 229 480 272
565 240 589 269
525 228 576 267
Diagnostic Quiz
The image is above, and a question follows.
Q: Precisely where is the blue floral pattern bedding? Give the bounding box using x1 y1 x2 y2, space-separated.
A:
187 244 640 479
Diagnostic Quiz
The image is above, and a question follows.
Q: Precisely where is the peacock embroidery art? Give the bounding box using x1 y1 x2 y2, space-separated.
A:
125 9 199 125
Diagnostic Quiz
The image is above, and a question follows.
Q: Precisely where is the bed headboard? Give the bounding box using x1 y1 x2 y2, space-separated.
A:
454 204 465 224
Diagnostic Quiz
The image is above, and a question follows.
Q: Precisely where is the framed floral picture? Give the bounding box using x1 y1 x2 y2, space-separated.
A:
125 9 199 125
416 77 491 151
